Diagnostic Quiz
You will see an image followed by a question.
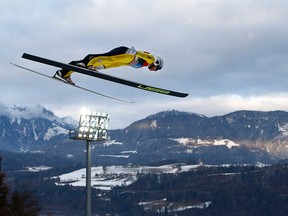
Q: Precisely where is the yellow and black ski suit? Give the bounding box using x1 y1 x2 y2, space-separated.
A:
60 46 155 78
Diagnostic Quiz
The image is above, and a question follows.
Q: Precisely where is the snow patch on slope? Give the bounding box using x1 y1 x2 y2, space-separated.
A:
44 125 69 140
171 138 240 149
278 123 288 136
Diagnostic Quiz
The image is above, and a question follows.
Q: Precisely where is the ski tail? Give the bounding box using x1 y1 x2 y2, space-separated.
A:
11 62 135 103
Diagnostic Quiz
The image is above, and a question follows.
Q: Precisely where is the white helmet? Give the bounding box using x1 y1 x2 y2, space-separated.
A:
153 55 164 70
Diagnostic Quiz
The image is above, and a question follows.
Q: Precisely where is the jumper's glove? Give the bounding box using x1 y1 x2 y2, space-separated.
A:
126 46 137 55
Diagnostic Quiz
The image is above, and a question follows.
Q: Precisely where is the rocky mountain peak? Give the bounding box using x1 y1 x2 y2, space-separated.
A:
145 109 206 120
0 103 77 152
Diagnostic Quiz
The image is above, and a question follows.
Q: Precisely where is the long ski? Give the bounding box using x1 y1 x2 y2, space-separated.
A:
22 53 189 98
11 63 135 103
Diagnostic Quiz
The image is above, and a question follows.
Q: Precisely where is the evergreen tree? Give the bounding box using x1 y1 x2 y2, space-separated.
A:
0 156 40 216
9 190 40 216
0 171 9 216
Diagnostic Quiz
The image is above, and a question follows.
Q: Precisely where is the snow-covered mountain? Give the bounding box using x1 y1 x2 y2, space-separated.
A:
0 102 77 152
108 110 288 163
0 101 287 164
115 109 288 143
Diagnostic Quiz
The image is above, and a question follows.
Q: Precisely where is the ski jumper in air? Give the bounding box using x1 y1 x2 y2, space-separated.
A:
54 46 164 85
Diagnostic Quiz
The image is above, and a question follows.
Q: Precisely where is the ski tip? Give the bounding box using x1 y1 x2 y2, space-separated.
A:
182 93 189 98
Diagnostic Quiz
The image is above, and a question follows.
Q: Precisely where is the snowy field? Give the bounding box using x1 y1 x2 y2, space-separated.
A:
53 164 201 190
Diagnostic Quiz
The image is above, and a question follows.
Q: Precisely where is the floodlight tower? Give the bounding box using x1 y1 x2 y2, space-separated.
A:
69 112 109 216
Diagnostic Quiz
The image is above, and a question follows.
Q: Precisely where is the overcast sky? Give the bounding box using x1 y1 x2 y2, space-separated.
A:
1 0 288 129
